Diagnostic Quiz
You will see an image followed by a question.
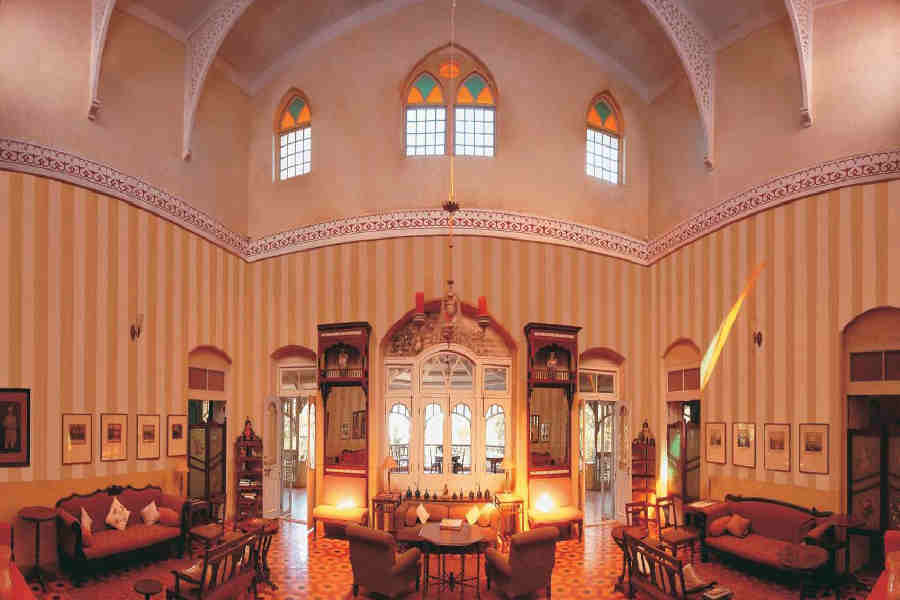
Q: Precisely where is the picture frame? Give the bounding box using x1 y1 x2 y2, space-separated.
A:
799 423 829 474
137 414 160 460
167 414 187 457
732 422 756 469
341 423 350 440
61 413 92 465
764 423 791 472
100 413 128 462
352 410 367 440
540 422 551 442
705 421 726 464
530 414 540 443
0 388 30 467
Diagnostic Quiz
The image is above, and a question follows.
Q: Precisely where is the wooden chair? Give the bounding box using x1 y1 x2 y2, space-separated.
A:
654 496 700 563
622 532 716 599
167 531 258 600
612 501 651 592
188 495 227 556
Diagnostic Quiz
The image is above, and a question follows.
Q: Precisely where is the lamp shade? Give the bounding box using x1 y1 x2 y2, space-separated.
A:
382 455 398 470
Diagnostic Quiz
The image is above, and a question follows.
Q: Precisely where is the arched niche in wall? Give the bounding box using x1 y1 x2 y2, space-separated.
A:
266 345 318 519
380 297 517 496
578 346 627 521
842 306 900 529
186 345 232 506
661 338 702 502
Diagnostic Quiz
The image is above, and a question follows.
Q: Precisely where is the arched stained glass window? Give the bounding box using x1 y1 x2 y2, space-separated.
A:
586 92 623 184
406 73 446 156
388 403 410 473
424 403 444 474
275 89 312 180
485 404 505 473
455 73 495 157
421 352 474 390
451 403 472 473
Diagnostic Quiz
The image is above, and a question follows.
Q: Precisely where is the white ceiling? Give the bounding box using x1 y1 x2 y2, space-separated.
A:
120 0 792 98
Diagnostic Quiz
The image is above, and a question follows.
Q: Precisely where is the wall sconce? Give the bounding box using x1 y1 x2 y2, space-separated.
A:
413 292 426 327
130 313 144 341
752 331 763 347
477 296 490 332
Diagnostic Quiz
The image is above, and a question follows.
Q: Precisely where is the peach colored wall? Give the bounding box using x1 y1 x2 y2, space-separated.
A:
246 0 651 240
0 1 251 233
649 0 900 238
649 179 900 512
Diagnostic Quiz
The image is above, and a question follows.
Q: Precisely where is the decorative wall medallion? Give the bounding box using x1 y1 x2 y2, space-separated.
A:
387 311 510 358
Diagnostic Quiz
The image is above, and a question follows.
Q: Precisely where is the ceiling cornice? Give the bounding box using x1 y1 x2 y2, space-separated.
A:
88 0 117 121
1 138 897 266
785 0 814 126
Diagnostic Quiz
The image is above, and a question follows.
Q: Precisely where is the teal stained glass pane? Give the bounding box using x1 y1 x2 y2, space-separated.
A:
288 97 306 121
463 75 486 101
594 101 612 124
414 74 437 100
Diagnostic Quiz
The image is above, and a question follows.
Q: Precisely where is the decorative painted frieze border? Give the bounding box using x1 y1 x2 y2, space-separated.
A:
648 149 900 261
1 138 897 265
0 138 250 254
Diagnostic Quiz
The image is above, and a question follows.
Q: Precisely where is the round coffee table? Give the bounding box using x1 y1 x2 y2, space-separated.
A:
420 522 489 599
133 578 163 599
778 543 829 598
17 506 57 591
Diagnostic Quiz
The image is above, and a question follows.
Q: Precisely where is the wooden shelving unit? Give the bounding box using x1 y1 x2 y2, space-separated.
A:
235 434 263 521
631 439 656 503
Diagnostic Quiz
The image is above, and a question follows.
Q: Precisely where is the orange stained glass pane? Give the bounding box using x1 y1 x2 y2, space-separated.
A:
280 112 296 131
587 107 605 128
457 85 474 104
604 113 618 133
408 87 425 104
476 86 494 105
296 104 311 125
439 61 460 79
425 85 444 104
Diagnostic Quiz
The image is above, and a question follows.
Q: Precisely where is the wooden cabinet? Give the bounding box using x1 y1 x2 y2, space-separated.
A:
236 433 263 521
631 439 656 503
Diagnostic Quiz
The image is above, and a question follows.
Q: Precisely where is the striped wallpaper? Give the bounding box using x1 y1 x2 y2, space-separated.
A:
649 179 900 510
1 169 898 533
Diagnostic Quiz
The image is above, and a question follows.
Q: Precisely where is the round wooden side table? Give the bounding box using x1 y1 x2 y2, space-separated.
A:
134 578 163 599
17 506 56 591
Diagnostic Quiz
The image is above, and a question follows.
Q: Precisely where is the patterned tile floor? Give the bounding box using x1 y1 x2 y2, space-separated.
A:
31 521 876 599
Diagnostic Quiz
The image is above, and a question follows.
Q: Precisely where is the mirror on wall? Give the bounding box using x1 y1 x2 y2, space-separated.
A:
529 387 570 472
324 386 367 474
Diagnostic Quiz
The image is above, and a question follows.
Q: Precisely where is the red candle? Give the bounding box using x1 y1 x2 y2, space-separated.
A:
415 292 425 314
478 296 487 316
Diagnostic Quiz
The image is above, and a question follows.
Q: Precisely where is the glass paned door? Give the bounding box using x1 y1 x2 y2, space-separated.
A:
387 398 413 494
584 401 616 523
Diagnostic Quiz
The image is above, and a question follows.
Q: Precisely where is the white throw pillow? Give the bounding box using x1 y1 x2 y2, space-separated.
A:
465 505 480 526
683 563 706 590
141 500 160 525
106 497 130 531
80 507 93 535
416 503 430 524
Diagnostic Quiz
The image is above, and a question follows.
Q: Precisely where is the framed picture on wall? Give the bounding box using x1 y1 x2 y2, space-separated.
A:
341 423 350 439
61 413 92 465
100 413 127 462
706 422 726 464
732 422 756 468
167 414 187 457
137 414 160 460
540 423 550 442
799 423 829 474
530 414 540 443
0 389 30 467
764 423 791 472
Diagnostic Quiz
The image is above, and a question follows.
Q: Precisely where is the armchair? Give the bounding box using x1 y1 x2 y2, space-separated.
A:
485 526 559 599
346 524 420 598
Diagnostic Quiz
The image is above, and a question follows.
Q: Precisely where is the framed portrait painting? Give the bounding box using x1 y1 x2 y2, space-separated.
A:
137 414 160 460
62 413 92 465
530 414 540 443
732 422 756 468
764 423 791 472
706 422 726 464
0 389 30 467
100 413 127 462
540 423 551 442
799 423 829 474
167 414 187 457
341 423 350 440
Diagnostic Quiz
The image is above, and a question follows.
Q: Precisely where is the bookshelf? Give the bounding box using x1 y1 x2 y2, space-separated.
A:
236 429 263 521
631 438 656 504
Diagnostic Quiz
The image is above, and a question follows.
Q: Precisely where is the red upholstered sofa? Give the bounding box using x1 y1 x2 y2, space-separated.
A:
867 530 900 599
338 449 367 465
55 484 189 583
530 451 554 466
701 495 832 570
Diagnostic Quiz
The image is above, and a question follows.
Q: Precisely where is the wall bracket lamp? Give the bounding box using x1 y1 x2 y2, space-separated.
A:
130 313 144 341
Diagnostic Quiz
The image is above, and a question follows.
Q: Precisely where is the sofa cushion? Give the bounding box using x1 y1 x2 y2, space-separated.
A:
60 494 112 534
141 501 160 525
106 498 130 532
729 500 815 544
119 488 161 527
726 514 751 538
416 504 430 524
705 533 808 570
159 507 180 527
312 505 368 524
708 516 730 537
83 524 181 560
79 508 94 547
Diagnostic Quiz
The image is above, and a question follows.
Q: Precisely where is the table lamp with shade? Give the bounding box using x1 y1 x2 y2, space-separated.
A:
176 462 189 496
382 455 398 492
500 457 513 491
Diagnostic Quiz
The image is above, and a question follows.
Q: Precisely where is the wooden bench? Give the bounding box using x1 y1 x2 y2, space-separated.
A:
622 533 716 599
167 531 258 600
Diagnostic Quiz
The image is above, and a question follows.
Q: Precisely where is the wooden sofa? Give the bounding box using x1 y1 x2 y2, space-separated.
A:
311 475 369 538
56 484 189 583
393 500 502 548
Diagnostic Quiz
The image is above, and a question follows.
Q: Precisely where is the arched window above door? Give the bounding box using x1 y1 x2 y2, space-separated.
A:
421 352 474 390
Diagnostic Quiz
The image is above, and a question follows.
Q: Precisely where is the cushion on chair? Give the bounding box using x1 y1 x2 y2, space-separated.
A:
189 523 225 542
311 505 368 524
661 527 699 545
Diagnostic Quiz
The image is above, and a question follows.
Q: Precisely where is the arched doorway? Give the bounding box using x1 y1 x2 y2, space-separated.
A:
579 347 625 523
844 307 900 567
662 339 702 503
381 297 516 496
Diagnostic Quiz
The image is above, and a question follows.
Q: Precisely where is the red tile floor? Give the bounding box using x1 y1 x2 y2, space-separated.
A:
31 521 875 599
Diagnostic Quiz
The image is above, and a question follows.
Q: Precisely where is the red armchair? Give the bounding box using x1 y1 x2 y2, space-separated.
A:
867 531 900 599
